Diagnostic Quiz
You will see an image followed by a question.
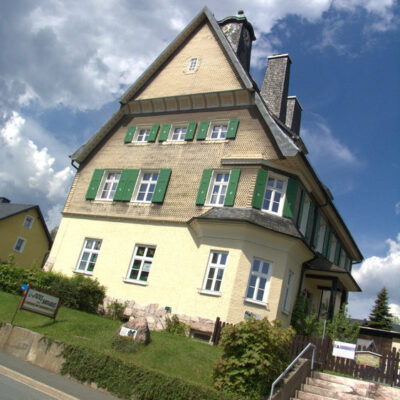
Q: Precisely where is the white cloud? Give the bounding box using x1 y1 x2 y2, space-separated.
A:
302 118 362 167
395 202 400 215
0 112 74 229
349 234 400 318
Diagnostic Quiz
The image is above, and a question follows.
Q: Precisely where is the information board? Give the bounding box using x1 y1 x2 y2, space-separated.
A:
20 286 62 319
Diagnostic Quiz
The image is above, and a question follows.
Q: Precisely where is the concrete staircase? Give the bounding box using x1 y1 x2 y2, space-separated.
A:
292 371 400 400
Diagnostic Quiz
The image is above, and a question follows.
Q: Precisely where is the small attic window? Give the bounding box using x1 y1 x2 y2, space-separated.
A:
185 57 200 74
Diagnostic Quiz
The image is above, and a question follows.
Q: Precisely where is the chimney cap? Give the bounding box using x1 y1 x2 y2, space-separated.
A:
268 53 292 63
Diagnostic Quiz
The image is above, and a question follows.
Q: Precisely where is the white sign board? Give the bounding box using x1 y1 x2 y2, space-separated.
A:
20 287 62 318
119 326 137 339
332 341 356 360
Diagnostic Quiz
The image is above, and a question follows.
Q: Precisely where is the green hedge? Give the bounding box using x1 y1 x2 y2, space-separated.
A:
0 264 105 314
61 344 240 400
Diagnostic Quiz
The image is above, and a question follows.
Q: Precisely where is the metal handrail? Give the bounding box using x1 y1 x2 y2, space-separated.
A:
269 342 316 400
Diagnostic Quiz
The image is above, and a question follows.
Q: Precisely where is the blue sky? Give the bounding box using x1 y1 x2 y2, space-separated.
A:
0 1 399 320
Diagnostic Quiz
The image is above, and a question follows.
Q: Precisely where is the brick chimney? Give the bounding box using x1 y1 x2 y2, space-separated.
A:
260 54 292 123
285 96 302 135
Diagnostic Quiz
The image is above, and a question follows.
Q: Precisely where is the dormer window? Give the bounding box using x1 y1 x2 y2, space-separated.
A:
261 173 287 216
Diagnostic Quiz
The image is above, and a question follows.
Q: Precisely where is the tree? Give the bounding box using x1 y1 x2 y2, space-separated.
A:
367 287 393 330
325 304 359 342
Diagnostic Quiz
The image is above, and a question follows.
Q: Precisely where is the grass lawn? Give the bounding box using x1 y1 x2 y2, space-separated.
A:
0 290 221 387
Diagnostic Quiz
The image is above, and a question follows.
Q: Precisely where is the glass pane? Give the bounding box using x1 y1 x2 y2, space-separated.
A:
223 174 229 182
267 178 275 187
81 252 89 261
152 173 159 181
90 253 98 262
137 193 144 201
206 279 213 290
140 271 149 281
145 192 153 201
247 287 254 299
86 239 93 249
256 289 264 301
133 259 141 269
216 268 224 280
94 240 101 250
130 269 138 280
214 280 221 292
142 262 152 272
87 262 95 272
261 262 269 275
276 180 283 190
147 248 155 258
220 253 227 265
211 253 218 264
252 259 260 272
249 275 257 287
274 192 281 202
259 278 267 290
78 261 86 270
144 173 151 180
137 247 145 256
208 267 215 279
263 199 270 210
272 202 279 213
264 189 272 200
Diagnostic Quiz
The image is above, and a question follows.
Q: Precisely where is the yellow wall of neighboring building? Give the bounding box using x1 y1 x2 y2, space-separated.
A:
49 215 312 326
136 22 243 100
0 209 50 268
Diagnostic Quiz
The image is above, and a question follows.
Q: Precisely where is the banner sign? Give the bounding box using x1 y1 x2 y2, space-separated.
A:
20 286 62 319
332 341 356 360
119 326 137 339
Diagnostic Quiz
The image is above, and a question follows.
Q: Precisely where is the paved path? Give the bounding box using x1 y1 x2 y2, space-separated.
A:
0 350 120 400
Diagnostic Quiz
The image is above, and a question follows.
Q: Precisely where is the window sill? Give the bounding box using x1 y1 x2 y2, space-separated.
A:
124 279 148 286
74 270 93 276
244 298 267 307
198 290 221 297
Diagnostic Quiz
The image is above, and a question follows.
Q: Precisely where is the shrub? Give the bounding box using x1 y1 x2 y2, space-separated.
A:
106 300 127 321
165 314 188 336
213 318 295 400
111 335 141 354
0 263 105 314
61 344 238 400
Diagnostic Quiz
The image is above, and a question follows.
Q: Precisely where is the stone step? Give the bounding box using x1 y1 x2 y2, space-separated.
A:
312 372 373 390
301 383 374 400
295 389 336 400
306 377 370 397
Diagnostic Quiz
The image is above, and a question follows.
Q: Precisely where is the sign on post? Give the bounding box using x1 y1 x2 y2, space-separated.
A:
332 341 356 360
355 351 382 368
20 286 62 319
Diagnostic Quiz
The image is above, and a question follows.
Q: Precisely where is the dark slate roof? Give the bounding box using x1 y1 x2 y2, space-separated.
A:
0 203 36 220
190 207 302 239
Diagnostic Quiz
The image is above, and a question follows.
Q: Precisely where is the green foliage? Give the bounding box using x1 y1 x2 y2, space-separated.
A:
0 263 105 314
324 305 359 342
368 287 393 330
165 314 188 336
106 300 126 321
111 335 142 353
291 292 322 337
213 318 295 399
62 344 238 400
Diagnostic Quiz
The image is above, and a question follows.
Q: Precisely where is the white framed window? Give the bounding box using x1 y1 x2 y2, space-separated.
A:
23 215 34 229
262 173 287 216
134 127 151 142
316 218 327 253
282 270 294 313
14 237 26 253
188 57 198 71
97 171 121 201
185 57 199 73
245 258 272 305
126 245 156 284
133 171 159 202
208 123 228 140
202 251 228 293
76 238 102 274
206 171 230 206
169 125 187 142
299 195 311 235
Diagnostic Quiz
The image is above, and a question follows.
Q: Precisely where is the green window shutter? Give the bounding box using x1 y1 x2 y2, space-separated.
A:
345 257 351 271
196 169 213 205
252 169 268 209
197 121 210 140
226 119 239 139
224 169 241 206
334 242 342 265
296 190 305 228
184 122 197 141
322 227 331 257
114 169 139 201
283 177 299 218
158 123 171 142
85 169 104 200
305 202 315 239
148 124 160 142
152 169 171 203
312 212 321 248
124 126 136 143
